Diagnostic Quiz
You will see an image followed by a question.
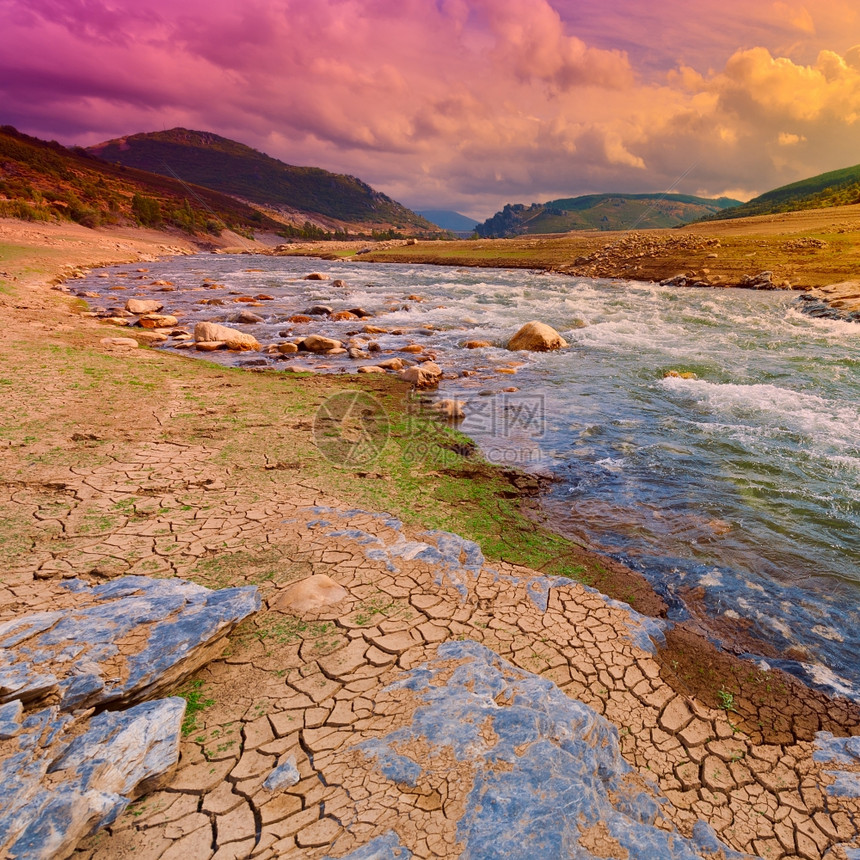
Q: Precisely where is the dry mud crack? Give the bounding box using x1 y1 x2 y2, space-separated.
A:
2 223 860 859
4 444 860 858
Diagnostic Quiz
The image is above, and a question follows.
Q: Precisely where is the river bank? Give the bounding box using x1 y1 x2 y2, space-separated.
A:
275 204 860 321
3 218 860 859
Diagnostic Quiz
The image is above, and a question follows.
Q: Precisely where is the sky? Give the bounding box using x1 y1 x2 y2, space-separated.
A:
2 0 860 220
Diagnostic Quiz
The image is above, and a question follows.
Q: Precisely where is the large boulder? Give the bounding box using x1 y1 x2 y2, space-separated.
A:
507 321 568 352
193 322 260 351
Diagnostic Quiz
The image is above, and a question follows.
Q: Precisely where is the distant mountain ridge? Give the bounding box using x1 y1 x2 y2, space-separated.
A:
476 193 741 237
417 209 478 232
700 163 860 222
88 129 438 233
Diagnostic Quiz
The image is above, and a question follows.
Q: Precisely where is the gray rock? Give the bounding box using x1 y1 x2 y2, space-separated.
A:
0 698 184 860
263 756 300 791
355 641 747 860
305 305 333 316
0 576 260 711
0 577 260 858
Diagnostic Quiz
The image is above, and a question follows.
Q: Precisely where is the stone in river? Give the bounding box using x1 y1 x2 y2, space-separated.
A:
300 335 343 353
303 273 329 281
193 322 260 351
399 362 442 389
507 321 568 352
138 314 178 329
125 299 163 315
230 310 264 324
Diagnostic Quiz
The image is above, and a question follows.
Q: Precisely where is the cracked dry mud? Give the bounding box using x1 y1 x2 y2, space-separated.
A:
4 437 860 859
2 226 860 860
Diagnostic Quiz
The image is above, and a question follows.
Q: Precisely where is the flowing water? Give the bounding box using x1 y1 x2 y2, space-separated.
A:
79 255 860 698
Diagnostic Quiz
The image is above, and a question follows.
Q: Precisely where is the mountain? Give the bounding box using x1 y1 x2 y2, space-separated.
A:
476 193 742 237
0 125 285 236
417 209 478 232
88 128 439 234
701 163 860 222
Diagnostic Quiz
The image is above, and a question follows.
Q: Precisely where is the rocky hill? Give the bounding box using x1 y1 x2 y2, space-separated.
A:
88 128 439 235
0 125 285 237
476 193 741 237
702 162 860 221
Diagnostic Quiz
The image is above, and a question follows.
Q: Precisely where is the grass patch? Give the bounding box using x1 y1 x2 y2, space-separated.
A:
175 678 215 736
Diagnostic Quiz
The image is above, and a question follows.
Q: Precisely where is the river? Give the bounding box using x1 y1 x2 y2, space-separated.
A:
78 255 860 700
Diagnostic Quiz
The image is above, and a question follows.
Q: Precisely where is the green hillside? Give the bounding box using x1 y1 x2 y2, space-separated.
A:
0 125 285 236
476 193 741 237
702 163 860 221
88 129 438 232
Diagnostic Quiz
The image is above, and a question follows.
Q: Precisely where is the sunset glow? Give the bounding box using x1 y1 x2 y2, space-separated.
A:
3 0 860 217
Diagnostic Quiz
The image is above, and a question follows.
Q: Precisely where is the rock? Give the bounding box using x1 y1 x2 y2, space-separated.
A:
98 317 130 327
363 325 387 334
303 273 328 281
100 337 139 349
262 756 300 792
331 311 358 321
332 279 347 288
300 335 343 353
195 341 227 351
463 340 492 349
133 330 169 345
289 314 312 323
230 310 264 324
740 271 775 289
432 399 465 420
664 370 698 380
353 641 747 860
347 347 368 359
399 345 424 354
139 314 179 329
193 322 260 351
507 321 568 352
399 362 442 389
375 358 405 371
357 366 386 374
0 577 260 710
305 306 333 316
0 698 185 860
367 342 381 352
348 307 373 318
125 299 163 315
277 342 299 354
271 575 348 613
0 577 260 858
406 237 417 245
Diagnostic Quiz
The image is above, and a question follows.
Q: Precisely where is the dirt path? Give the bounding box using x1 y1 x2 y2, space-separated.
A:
3 219 860 859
